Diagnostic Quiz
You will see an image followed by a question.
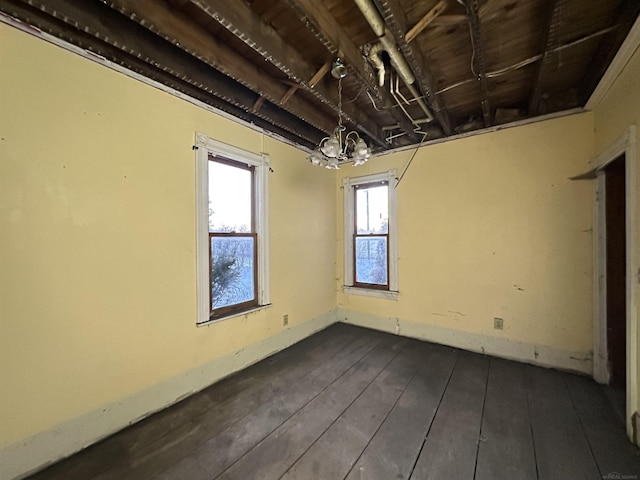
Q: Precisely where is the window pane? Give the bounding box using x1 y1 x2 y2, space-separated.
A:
355 236 388 285
209 161 252 233
211 236 255 309
356 185 388 234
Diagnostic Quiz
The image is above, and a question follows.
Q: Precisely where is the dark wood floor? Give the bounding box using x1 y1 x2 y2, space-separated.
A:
29 323 640 480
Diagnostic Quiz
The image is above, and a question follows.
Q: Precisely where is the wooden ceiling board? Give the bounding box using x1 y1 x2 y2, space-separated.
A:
556 0 622 43
481 1 546 70
1 0 637 154
401 0 460 26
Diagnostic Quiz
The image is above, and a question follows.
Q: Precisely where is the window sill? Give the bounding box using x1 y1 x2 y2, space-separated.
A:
197 303 272 327
342 286 398 300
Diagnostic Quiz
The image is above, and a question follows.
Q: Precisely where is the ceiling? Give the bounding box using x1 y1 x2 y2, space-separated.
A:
2 0 638 159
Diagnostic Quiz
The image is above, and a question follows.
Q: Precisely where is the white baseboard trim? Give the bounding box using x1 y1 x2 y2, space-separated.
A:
338 309 593 375
0 310 337 480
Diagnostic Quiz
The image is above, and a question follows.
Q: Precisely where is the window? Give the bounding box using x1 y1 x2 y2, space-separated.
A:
195 133 270 324
343 170 398 299
209 158 257 317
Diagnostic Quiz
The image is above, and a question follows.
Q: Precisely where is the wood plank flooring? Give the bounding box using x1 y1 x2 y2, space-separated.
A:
27 323 640 480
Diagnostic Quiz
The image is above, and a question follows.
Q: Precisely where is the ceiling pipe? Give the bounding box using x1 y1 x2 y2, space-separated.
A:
405 81 433 123
353 0 433 122
354 0 415 83
390 72 420 129
368 43 386 86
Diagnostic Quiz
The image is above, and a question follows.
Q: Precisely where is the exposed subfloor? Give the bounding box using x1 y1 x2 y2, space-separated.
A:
27 323 640 480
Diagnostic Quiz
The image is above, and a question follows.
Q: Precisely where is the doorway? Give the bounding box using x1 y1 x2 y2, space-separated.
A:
592 125 637 442
603 155 627 422
604 155 627 388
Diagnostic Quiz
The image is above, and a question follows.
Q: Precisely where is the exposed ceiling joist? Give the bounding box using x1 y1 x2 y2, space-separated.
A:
374 0 452 136
405 0 448 43
105 0 338 135
284 0 422 145
1 0 323 147
281 61 331 105
578 0 640 105
528 0 562 115
0 0 636 158
464 0 492 127
185 0 389 148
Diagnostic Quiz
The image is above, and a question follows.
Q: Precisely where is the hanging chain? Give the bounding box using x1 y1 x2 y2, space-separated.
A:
337 76 344 129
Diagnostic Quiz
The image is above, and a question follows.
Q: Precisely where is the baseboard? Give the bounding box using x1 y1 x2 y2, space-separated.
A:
0 310 337 480
337 309 593 375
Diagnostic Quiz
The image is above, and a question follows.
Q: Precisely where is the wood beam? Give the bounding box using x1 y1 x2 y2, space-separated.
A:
308 61 332 89
0 0 324 147
375 0 453 136
280 61 331 106
279 86 299 106
578 0 640 105
464 0 492 127
105 0 336 135
282 0 422 144
185 0 388 147
527 0 561 115
429 15 468 27
405 0 448 43
252 96 266 113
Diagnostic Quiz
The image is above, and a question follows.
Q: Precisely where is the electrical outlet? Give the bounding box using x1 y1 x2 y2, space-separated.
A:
283 314 289 326
494 317 504 330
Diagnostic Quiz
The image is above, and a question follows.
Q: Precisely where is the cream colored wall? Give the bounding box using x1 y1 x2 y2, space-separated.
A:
0 23 336 479
1 13 633 479
336 113 595 372
592 43 640 432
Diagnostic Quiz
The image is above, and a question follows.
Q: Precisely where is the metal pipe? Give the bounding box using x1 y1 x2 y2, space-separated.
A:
382 118 433 131
355 0 433 121
390 72 420 130
379 35 415 85
394 73 411 105
353 0 385 36
354 0 415 85
367 43 386 87
406 83 434 122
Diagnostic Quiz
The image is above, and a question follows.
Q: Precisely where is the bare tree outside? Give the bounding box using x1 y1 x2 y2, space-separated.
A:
355 185 389 285
208 160 256 311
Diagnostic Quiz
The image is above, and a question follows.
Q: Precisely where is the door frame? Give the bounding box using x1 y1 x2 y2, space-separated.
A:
592 125 637 440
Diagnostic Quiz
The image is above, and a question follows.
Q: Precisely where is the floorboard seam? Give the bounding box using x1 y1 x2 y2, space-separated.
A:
341 345 430 479
524 366 541 480
407 349 460 479
210 335 388 479
564 376 604 479
471 356 491 480
275 339 409 480
92 331 367 480
150 330 359 450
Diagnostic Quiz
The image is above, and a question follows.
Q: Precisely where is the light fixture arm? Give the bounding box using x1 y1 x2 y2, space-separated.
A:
308 59 372 169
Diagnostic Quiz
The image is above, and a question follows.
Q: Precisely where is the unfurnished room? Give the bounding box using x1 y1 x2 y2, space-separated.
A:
1 1 640 479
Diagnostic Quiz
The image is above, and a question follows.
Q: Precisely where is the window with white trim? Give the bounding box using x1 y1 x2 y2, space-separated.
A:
343 170 398 299
195 133 270 324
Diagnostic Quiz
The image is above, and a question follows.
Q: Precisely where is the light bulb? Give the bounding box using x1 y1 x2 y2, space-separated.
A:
354 138 369 156
308 149 324 166
325 157 340 169
320 135 340 158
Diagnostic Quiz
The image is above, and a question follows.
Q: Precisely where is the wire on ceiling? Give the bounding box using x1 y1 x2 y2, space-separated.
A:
395 131 429 189
433 24 620 95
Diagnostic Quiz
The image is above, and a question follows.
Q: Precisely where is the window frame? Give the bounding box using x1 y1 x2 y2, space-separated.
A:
208 157 258 319
352 182 390 290
343 170 398 300
195 133 270 325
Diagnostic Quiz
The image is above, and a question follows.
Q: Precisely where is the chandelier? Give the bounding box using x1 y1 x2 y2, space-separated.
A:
308 59 372 169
